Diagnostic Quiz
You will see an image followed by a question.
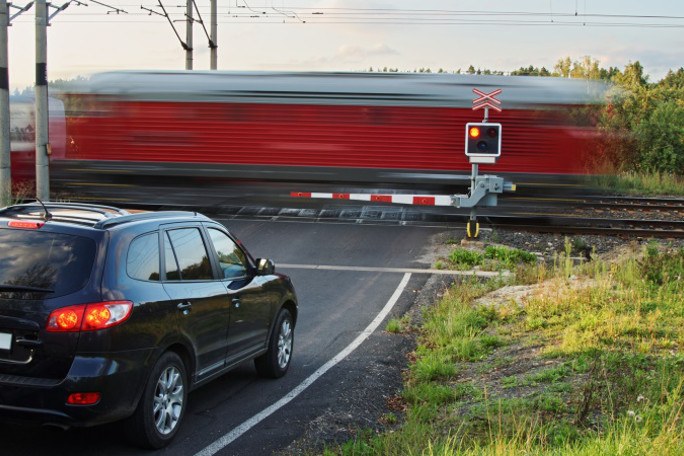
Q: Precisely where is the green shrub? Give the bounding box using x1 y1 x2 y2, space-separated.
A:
635 101 684 173
484 245 537 267
448 249 483 268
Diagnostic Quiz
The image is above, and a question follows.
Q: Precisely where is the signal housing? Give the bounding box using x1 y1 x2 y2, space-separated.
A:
465 122 502 164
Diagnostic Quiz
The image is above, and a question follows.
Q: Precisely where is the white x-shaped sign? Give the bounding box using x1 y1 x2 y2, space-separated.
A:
472 88 503 112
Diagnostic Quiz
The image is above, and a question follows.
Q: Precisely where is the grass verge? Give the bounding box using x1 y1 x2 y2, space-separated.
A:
326 240 684 455
590 172 684 196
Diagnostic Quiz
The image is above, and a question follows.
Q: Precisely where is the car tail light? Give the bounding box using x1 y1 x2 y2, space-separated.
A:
82 301 133 330
47 304 85 332
67 392 101 405
47 301 133 332
8 220 44 229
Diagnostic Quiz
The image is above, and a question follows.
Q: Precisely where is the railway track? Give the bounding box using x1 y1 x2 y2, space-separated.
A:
485 214 684 238
494 194 684 236
579 195 684 211
96 192 684 239
201 202 684 238
504 195 684 216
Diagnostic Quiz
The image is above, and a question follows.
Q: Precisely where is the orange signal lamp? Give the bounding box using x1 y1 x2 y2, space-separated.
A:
469 126 481 138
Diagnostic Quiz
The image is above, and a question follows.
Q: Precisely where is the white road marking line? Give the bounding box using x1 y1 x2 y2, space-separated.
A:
279 263 509 278
193 273 412 456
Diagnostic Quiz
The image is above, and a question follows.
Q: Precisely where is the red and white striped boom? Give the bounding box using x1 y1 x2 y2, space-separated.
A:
290 175 514 209
290 192 454 207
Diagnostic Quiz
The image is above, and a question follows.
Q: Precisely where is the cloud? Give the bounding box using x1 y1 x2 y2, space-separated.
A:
336 43 399 60
255 43 400 70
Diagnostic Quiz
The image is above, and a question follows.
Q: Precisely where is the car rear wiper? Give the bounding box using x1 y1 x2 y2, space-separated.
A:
0 285 55 293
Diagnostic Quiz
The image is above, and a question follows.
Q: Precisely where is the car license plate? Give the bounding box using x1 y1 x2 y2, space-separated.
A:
0 332 11 351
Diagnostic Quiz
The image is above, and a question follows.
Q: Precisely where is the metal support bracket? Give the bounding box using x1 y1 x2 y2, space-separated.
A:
451 175 515 209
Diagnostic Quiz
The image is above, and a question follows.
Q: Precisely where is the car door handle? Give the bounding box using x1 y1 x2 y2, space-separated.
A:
177 302 192 315
232 298 241 309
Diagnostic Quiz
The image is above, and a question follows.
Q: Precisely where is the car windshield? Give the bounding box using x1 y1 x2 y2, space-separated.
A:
0 228 96 298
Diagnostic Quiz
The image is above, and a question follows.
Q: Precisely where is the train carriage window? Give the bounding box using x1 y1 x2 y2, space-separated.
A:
9 104 35 147
65 94 110 118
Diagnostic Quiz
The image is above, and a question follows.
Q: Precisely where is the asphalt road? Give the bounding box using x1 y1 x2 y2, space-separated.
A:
0 219 449 455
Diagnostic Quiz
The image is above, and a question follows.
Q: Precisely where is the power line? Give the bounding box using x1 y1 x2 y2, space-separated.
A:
9 19 684 29
7 3 684 28
9 4 684 20
231 5 684 20
99 4 684 21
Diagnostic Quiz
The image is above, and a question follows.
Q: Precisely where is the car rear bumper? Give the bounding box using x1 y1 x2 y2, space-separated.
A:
0 348 154 428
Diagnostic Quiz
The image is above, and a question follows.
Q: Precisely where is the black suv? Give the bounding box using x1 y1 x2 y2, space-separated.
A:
0 202 297 448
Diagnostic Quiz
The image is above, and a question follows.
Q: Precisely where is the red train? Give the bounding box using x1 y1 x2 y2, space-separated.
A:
13 71 608 203
8 96 66 190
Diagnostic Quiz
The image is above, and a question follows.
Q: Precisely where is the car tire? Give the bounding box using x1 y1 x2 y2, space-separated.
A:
124 351 188 449
255 308 294 378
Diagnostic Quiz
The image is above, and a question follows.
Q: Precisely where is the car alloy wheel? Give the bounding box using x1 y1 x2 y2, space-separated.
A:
153 364 185 435
255 308 294 378
125 351 188 449
277 319 293 369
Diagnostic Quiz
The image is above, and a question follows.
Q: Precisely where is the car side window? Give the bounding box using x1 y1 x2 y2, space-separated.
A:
207 228 248 279
164 228 213 281
127 232 160 281
164 232 181 281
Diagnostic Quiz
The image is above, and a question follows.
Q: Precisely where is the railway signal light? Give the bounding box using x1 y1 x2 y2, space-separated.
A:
465 122 502 164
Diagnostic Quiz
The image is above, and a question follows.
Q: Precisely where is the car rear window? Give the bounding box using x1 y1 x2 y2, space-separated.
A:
127 232 160 281
0 228 96 298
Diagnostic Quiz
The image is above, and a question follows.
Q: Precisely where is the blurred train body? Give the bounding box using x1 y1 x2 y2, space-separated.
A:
8 96 66 189
15 71 607 204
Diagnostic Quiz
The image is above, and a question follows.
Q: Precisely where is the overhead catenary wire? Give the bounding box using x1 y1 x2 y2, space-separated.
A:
8 4 684 27
88 0 127 14
53 4 684 20
10 19 683 28
269 0 304 23
14 9 684 20
141 0 190 50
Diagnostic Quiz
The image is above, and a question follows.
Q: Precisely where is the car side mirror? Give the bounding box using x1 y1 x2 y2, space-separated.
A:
256 258 275 275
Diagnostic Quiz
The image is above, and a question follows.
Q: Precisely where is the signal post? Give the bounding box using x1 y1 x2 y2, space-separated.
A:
461 88 508 238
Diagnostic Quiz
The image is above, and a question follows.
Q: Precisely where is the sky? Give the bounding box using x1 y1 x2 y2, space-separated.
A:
5 0 684 91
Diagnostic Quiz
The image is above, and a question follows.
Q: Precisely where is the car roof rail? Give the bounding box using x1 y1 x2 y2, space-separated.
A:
94 211 202 229
0 201 130 224
47 202 129 213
